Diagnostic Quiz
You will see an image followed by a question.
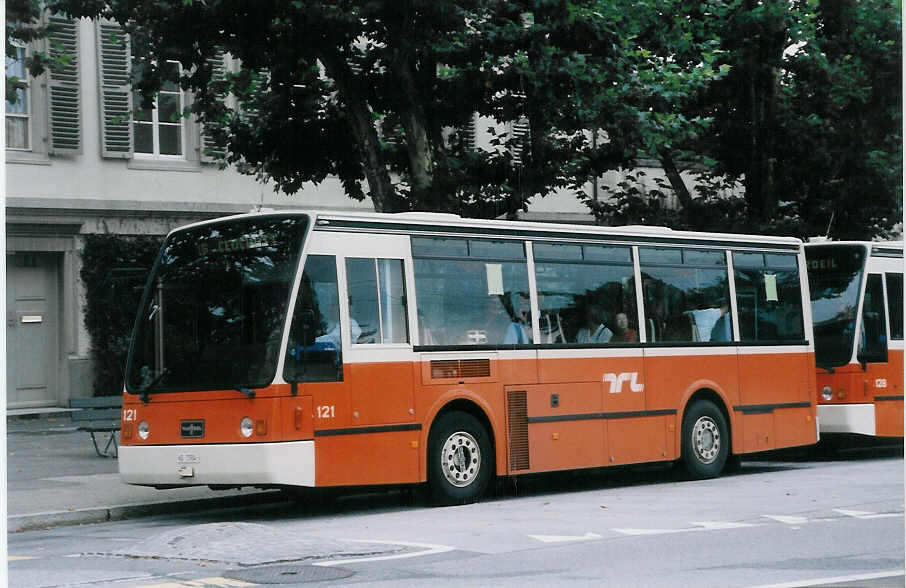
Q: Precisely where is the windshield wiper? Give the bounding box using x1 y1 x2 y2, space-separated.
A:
235 386 256 398
816 363 835 374
138 368 170 403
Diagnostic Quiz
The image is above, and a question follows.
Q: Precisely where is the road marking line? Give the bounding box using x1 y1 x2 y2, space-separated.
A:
612 527 697 536
8 556 37 561
763 515 808 525
691 521 759 530
834 508 902 519
613 521 759 536
313 540 455 567
748 569 904 588
137 578 255 588
528 532 602 543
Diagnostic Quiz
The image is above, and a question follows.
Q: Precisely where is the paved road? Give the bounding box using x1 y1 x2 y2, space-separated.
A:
6 415 279 531
8 447 903 587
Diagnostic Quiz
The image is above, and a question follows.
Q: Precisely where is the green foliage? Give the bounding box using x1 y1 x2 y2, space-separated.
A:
80 234 163 396
47 0 727 218
6 0 53 102
11 0 899 237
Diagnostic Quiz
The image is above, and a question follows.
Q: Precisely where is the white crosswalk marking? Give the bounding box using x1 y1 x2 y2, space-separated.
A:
691 521 759 530
138 578 255 588
763 515 808 525
612 521 757 536
611 527 691 536
528 532 602 543
834 508 901 519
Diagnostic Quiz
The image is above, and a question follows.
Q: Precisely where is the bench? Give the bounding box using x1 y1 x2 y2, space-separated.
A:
70 397 122 458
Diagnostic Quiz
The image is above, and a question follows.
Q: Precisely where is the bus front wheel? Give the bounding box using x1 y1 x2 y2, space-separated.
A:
681 399 729 479
427 411 493 505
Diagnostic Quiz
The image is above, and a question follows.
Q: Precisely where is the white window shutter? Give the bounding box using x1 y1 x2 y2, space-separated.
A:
96 20 132 158
200 50 228 164
511 116 530 166
464 113 477 151
46 15 81 155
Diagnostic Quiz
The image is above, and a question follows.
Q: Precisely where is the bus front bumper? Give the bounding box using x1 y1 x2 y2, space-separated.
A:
118 440 315 487
818 403 875 436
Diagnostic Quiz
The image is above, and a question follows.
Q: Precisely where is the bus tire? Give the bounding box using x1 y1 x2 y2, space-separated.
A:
427 411 493 506
682 399 729 479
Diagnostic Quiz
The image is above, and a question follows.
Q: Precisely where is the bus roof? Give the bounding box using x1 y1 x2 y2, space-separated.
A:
167 208 805 251
310 209 803 250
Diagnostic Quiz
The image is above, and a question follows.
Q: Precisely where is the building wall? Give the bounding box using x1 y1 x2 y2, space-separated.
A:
5 19 368 408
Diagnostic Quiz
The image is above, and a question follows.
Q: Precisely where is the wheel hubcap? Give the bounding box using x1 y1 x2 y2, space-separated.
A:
692 416 720 464
441 431 481 487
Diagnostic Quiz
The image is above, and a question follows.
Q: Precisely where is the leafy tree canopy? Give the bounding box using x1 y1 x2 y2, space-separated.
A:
17 0 726 218
591 0 901 240
9 1 899 239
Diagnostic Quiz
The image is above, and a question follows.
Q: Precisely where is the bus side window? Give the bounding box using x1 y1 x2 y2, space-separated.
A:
532 243 637 345
885 273 903 340
859 274 888 364
640 247 730 344
283 255 344 383
732 253 805 343
412 237 530 346
346 258 409 344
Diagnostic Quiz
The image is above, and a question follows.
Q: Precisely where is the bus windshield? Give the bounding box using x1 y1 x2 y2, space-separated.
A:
125 215 308 395
805 244 867 369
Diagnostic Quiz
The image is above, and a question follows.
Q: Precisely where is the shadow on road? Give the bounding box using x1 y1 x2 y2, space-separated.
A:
161 435 903 525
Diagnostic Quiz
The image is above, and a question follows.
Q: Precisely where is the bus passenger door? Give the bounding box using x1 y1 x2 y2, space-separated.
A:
602 350 652 465
283 253 350 429
341 249 415 427
860 274 899 436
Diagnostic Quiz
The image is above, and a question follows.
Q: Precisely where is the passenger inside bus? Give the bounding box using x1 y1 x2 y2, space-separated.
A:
709 304 732 342
611 312 638 342
576 303 613 343
314 300 361 349
503 293 533 344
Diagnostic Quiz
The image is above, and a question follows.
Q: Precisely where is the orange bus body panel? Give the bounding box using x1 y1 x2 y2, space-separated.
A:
815 348 904 438
121 349 817 486
874 348 904 437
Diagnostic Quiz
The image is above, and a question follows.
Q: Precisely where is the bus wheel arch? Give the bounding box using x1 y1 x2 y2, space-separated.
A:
426 400 496 505
680 389 732 479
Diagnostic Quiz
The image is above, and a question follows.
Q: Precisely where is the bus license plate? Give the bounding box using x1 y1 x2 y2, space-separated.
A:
177 453 200 466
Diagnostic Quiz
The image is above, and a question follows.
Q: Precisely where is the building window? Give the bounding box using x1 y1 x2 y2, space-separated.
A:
133 60 185 157
6 44 31 150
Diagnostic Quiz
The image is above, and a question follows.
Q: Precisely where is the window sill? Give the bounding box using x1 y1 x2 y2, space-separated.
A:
127 157 201 173
6 150 51 165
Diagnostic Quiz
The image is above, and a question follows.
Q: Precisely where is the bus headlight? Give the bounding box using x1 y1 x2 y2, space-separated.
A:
137 421 150 440
821 386 833 401
240 417 254 438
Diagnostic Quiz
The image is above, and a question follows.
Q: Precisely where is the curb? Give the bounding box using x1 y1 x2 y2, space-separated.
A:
8 490 290 533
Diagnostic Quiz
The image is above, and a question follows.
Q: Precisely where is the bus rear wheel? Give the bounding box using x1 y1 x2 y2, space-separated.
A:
682 399 729 479
428 411 493 506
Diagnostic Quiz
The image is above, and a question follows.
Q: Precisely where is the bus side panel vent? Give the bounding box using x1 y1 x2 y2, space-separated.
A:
507 390 530 471
430 359 491 380
460 359 491 378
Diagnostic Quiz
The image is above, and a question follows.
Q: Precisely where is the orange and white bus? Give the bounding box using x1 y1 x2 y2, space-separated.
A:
804 241 904 438
119 210 818 504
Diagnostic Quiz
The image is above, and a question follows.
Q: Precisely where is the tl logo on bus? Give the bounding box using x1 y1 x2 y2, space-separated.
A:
604 372 644 394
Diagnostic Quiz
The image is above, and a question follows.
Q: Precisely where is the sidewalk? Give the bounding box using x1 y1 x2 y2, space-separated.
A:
6 411 285 533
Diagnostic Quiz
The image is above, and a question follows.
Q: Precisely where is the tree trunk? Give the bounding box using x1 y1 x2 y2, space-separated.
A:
391 55 443 210
658 149 694 210
742 1 787 224
319 50 396 213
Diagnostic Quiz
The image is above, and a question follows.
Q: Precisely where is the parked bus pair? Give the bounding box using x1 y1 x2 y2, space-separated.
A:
116 210 899 504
